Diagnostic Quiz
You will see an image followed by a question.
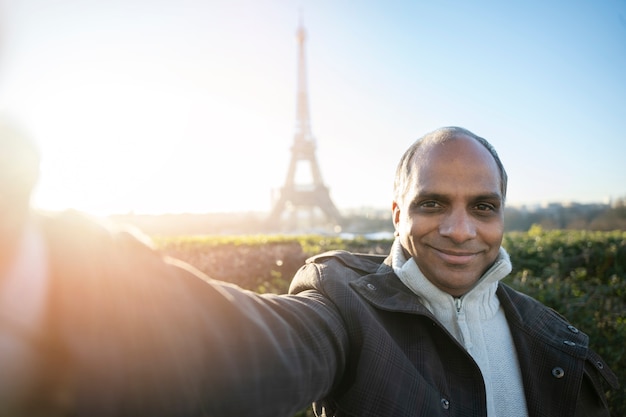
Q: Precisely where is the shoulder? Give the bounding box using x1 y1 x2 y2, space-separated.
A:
498 283 577 331
306 250 387 272
289 250 388 294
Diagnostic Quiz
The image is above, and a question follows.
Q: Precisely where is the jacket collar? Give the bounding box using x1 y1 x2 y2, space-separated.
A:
348 253 590 354
348 254 433 316
340 249 619 390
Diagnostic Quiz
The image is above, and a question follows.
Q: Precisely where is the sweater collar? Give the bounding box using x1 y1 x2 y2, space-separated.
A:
390 238 512 320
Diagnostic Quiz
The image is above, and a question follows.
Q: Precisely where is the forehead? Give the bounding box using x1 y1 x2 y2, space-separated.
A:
409 135 502 197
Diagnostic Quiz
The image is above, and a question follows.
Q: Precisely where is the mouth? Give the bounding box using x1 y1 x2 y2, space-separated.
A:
433 248 479 265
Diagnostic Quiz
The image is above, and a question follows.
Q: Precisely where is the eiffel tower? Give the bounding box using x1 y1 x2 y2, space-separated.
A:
267 22 343 232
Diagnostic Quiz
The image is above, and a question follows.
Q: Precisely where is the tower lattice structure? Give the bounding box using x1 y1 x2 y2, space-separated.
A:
267 22 342 231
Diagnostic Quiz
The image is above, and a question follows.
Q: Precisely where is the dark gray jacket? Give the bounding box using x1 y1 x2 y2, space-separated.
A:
288 250 619 417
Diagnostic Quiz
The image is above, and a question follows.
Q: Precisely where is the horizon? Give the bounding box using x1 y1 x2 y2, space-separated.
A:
93 199 616 218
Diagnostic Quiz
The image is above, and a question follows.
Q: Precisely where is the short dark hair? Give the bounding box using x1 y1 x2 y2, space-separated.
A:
393 126 508 205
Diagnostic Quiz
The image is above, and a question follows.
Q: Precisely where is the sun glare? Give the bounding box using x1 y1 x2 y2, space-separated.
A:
26 60 289 216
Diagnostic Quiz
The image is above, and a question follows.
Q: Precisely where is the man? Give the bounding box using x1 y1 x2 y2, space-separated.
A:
285 126 619 416
1 121 618 416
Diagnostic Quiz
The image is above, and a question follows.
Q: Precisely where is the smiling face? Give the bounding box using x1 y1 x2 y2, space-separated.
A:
392 134 505 297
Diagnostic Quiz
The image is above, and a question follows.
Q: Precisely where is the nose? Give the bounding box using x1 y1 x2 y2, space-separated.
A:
439 208 476 243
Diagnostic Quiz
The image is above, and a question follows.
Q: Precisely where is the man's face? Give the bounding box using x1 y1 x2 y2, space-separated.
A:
392 135 505 297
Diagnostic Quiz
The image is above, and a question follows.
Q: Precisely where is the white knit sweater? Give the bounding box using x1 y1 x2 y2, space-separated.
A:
391 238 528 417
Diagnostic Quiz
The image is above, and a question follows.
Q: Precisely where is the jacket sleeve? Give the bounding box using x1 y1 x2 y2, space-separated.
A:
42 212 348 417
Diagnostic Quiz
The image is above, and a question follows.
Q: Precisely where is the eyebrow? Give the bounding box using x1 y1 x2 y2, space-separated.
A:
472 192 503 202
411 191 503 204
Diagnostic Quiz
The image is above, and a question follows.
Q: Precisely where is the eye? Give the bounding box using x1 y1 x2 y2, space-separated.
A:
475 203 494 211
473 202 501 216
408 196 446 213
417 200 443 211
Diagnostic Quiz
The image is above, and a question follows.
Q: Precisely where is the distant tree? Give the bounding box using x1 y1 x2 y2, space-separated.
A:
590 198 626 230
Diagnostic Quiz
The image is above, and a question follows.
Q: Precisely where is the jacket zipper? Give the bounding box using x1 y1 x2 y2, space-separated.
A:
454 297 463 313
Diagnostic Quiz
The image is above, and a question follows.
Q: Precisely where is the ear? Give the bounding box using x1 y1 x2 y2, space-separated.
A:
392 201 401 236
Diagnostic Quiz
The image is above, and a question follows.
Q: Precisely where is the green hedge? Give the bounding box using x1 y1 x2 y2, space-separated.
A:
158 229 625 416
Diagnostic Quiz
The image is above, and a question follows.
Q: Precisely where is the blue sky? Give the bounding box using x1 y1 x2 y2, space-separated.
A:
1 0 624 215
